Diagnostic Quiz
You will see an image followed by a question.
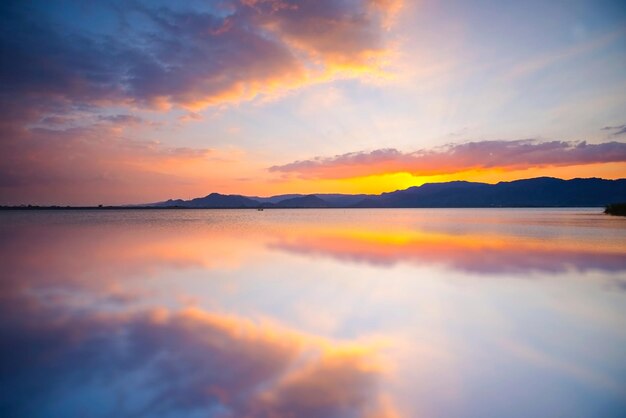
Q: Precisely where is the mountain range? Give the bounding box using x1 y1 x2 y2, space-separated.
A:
149 177 626 208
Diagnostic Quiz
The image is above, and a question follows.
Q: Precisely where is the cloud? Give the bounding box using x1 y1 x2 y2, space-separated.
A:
269 140 626 179
0 0 401 125
602 124 626 136
98 114 144 125
0 0 402 204
178 112 202 122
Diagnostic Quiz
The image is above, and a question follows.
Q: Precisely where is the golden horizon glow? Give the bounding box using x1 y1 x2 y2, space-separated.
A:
202 162 626 198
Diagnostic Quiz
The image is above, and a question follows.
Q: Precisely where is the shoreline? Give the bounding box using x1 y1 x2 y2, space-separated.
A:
0 206 609 210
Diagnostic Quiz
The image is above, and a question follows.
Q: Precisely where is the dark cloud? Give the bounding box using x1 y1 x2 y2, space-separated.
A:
0 3 128 123
98 114 143 125
601 124 625 130
38 115 77 126
602 124 626 136
269 140 626 178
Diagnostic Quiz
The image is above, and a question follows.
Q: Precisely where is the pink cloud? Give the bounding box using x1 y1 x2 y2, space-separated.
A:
0 120 212 205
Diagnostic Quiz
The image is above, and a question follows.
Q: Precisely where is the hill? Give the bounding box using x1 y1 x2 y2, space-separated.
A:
154 193 260 208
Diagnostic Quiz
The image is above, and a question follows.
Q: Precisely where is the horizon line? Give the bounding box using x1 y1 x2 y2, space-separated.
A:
3 176 625 208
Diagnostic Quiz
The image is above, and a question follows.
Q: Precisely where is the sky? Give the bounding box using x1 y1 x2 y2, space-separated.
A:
1 0 625 205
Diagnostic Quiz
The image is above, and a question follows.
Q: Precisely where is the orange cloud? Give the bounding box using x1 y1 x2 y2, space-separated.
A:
177 0 402 110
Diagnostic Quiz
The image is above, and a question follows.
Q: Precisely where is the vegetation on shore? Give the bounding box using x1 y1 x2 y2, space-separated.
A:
605 203 626 216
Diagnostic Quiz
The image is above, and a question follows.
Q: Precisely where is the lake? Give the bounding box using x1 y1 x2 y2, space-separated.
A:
1 209 625 417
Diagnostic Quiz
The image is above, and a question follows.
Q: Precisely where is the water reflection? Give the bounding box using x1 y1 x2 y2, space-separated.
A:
1 301 394 418
270 226 626 273
0 209 625 417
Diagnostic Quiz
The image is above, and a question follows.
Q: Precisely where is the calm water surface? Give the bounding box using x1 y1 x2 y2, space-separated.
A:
1 209 625 417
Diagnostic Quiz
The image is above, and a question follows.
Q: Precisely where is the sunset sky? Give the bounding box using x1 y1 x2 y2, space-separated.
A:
1 0 626 205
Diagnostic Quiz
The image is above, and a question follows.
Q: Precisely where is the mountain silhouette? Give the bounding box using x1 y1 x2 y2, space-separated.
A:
371 177 626 207
155 193 260 208
274 195 330 208
149 177 626 208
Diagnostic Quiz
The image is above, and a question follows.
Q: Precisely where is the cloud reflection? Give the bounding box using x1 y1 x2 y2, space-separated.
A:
269 225 626 274
0 300 395 417
0 213 402 417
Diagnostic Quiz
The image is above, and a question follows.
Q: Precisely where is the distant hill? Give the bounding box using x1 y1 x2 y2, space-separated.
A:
370 177 626 207
249 194 304 204
249 193 373 206
315 193 373 206
148 177 626 208
153 193 260 208
274 195 330 208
